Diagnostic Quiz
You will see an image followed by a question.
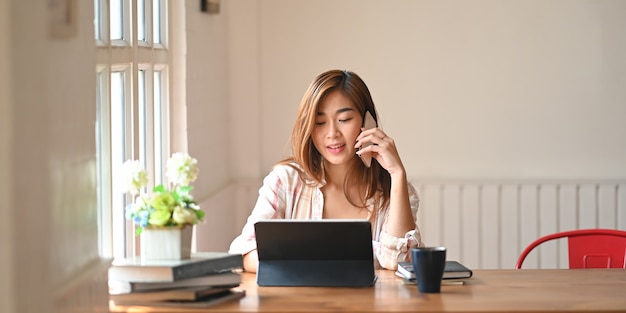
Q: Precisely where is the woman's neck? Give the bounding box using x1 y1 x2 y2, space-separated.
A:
322 159 354 188
321 158 369 212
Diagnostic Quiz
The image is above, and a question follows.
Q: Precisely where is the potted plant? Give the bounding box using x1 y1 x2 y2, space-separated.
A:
121 152 205 260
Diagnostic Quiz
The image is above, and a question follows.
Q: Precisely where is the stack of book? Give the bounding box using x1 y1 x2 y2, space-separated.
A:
108 252 245 308
395 260 473 285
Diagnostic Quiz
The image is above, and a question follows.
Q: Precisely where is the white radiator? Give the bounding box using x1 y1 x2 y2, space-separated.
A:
414 181 626 269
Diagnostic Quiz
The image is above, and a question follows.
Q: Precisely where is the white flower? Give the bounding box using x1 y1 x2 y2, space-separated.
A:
173 206 198 224
123 153 204 235
121 160 148 195
166 153 199 186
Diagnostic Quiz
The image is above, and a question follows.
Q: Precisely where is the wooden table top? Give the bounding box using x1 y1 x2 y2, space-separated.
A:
111 268 626 312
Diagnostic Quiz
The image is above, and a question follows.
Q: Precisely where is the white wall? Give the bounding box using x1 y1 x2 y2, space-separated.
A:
4 1 107 312
0 0 15 310
183 1 243 251
225 0 626 182
184 1 232 199
228 1 263 179
10 2 54 311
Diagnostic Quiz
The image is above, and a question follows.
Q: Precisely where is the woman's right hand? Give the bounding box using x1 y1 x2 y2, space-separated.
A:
243 249 259 273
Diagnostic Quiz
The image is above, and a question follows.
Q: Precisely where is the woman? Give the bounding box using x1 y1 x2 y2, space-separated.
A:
229 69 423 272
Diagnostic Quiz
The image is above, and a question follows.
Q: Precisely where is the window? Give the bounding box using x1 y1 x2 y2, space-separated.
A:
95 0 171 259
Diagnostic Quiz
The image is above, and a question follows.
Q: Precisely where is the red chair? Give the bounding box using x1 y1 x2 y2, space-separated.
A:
516 228 626 269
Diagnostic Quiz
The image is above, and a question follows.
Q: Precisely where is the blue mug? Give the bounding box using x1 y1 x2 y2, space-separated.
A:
411 247 447 293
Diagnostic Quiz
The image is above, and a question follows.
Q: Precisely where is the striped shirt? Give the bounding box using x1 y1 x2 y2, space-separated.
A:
228 164 423 270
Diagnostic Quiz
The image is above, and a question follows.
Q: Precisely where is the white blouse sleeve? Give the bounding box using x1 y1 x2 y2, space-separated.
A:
375 183 423 270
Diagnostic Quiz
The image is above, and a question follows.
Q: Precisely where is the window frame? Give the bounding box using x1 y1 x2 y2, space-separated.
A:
95 0 171 260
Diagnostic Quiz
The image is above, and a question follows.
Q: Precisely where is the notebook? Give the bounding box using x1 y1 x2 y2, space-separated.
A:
254 219 377 287
396 260 473 281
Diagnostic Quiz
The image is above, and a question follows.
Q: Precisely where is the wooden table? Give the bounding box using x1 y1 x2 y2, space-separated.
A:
112 269 626 312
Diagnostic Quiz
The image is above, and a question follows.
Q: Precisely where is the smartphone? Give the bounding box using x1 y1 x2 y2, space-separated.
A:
359 111 377 167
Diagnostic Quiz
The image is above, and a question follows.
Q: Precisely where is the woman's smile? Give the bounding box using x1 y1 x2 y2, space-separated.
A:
327 143 346 154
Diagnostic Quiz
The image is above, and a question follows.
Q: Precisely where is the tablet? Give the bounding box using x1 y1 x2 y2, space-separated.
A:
254 219 377 287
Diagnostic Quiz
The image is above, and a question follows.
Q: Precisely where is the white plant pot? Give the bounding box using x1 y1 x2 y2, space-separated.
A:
140 225 193 261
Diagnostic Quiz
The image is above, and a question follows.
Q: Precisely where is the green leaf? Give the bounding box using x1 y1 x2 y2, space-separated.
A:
171 189 180 202
153 184 167 193
178 185 194 193
195 210 205 220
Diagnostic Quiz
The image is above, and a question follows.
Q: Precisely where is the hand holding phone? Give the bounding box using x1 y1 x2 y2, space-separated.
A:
359 112 377 167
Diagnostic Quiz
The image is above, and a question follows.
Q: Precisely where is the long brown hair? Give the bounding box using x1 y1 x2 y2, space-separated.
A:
277 69 392 212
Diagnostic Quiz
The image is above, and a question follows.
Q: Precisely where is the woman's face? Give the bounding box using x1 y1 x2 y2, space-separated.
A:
311 91 362 166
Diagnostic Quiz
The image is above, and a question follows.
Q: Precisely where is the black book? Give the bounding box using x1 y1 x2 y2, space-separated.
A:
109 285 236 302
111 289 246 308
396 260 473 280
109 271 242 293
109 252 243 283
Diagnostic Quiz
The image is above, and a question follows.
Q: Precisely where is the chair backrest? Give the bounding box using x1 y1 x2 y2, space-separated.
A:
515 228 626 269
